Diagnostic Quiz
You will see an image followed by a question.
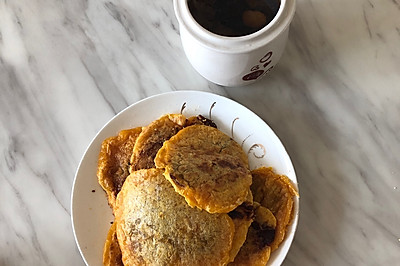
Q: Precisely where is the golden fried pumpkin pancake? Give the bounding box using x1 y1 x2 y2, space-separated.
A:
97 127 142 210
229 204 276 266
103 222 123 266
130 114 186 171
155 125 252 213
228 201 254 262
251 167 298 251
115 168 235 266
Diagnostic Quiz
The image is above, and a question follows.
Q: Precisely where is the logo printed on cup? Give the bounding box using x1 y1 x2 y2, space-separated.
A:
242 51 274 81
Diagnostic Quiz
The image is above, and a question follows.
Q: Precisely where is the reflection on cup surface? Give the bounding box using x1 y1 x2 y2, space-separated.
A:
188 0 281 37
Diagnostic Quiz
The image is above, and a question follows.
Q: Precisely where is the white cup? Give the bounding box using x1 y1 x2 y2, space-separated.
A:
174 0 296 87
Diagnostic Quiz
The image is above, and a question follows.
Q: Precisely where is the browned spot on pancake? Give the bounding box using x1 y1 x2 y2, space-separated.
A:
137 141 163 166
133 126 182 170
228 202 255 220
251 222 276 248
197 162 213 173
229 223 271 266
169 174 185 188
185 115 217 128
217 159 236 169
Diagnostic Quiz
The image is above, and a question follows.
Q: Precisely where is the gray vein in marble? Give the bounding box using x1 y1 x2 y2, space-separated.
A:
363 7 372 38
392 0 400 9
365 211 399 242
161 6 179 34
3 177 51 265
4 136 17 172
80 54 129 114
104 1 136 42
35 171 69 215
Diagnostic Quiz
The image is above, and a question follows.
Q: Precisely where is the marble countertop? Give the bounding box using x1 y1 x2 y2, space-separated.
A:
1 0 399 265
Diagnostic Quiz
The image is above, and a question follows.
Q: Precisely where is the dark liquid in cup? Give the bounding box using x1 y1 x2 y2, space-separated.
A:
188 0 281 37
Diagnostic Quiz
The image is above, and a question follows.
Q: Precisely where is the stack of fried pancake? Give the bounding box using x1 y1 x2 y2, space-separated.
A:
97 114 298 266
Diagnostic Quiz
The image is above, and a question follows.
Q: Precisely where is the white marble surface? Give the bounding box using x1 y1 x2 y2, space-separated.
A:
0 0 399 265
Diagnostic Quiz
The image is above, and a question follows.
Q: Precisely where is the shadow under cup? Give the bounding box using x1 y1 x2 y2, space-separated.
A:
174 0 296 87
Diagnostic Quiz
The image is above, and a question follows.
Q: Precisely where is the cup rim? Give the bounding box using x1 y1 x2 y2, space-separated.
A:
174 0 296 53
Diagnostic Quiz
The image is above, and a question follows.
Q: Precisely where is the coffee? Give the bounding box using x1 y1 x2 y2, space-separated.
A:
188 0 280 37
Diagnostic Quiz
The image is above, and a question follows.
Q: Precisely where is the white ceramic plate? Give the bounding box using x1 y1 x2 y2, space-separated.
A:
71 90 299 266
